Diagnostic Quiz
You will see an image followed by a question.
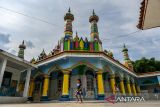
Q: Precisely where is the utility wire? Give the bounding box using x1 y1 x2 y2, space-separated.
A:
102 30 141 41
0 6 158 45
0 6 63 28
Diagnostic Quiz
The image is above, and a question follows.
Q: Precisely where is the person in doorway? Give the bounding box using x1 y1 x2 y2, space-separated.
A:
75 79 83 103
115 84 120 96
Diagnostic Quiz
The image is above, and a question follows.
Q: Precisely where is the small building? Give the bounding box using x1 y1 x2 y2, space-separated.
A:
0 47 36 103
137 0 160 30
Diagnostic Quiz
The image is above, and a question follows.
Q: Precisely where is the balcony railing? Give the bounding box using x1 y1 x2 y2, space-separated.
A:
0 86 22 97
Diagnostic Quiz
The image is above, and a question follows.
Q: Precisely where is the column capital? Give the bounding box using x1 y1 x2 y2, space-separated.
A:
30 79 34 81
96 71 103 74
110 74 115 79
44 74 50 78
62 69 71 74
120 78 124 81
126 80 130 84
132 83 135 85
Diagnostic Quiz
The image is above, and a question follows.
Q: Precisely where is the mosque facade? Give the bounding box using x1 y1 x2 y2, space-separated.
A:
1 8 159 103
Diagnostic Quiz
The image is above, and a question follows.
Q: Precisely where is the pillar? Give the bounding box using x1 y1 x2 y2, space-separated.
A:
41 75 49 100
136 84 141 95
126 81 132 96
28 79 34 100
97 71 105 100
23 68 32 97
120 79 125 95
18 82 24 92
0 57 7 87
131 83 137 96
110 74 116 95
60 70 70 101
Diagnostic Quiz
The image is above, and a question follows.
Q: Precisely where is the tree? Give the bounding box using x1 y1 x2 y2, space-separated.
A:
133 57 160 73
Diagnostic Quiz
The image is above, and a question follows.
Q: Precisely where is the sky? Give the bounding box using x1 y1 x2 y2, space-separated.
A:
0 0 160 62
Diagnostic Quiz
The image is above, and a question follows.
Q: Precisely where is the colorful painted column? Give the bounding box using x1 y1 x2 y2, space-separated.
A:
41 75 49 100
126 81 132 96
61 70 70 101
120 79 125 95
97 71 105 100
110 74 116 95
136 84 141 95
28 79 34 100
18 82 24 92
131 83 137 96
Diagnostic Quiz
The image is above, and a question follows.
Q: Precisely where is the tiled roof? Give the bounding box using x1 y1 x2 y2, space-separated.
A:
137 0 147 29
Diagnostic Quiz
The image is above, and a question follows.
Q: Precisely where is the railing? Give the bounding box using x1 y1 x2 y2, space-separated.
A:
0 86 21 97
140 92 160 101
69 87 98 100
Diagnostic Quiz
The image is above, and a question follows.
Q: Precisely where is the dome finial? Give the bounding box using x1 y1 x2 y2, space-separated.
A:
22 40 24 45
76 31 78 35
123 43 126 48
93 9 95 15
68 7 71 13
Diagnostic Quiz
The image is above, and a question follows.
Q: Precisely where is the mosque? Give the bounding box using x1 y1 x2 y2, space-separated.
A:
0 8 160 103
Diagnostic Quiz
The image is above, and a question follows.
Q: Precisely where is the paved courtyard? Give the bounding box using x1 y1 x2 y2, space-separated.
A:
0 101 160 107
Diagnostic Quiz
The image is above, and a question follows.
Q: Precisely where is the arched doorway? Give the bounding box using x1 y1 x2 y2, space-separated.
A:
70 65 97 99
85 70 96 99
48 71 63 100
115 75 121 95
33 75 44 101
130 80 134 95
103 72 111 96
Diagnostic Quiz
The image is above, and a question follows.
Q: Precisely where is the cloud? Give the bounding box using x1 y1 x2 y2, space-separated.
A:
0 33 10 44
0 33 11 50
0 0 159 61
25 40 35 49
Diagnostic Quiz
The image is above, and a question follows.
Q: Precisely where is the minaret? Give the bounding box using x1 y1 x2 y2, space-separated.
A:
64 7 74 40
89 10 99 41
122 44 133 71
18 40 26 59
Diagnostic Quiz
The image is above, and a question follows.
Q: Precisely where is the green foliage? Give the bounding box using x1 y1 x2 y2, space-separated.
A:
133 57 160 73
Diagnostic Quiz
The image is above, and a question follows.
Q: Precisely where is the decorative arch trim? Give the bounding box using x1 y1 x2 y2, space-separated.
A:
33 71 44 79
69 61 100 72
47 64 63 75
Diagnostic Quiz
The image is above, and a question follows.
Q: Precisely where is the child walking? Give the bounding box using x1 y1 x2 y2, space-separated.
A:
75 79 83 103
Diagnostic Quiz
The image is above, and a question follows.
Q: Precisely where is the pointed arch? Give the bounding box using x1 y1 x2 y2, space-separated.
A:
70 61 100 72
123 74 130 82
103 65 114 75
115 71 124 81
33 71 44 79
47 64 63 75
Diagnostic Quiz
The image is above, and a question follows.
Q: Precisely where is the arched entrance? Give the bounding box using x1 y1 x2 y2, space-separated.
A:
48 71 63 100
70 64 97 100
115 75 121 95
33 75 44 101
103 72 111 96
85 69 96 99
